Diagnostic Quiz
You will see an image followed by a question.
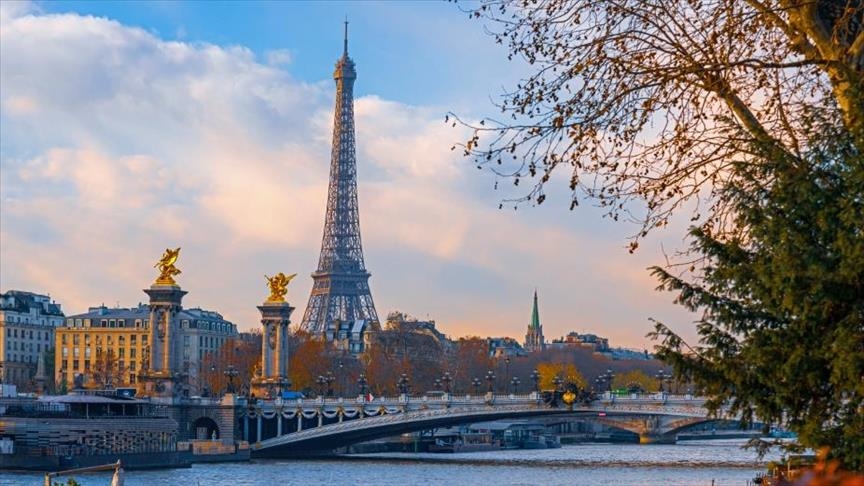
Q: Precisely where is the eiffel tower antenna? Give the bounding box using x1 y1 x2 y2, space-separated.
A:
300 23 378 338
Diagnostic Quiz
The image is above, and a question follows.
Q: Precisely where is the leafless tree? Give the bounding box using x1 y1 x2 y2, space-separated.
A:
453 0 863 250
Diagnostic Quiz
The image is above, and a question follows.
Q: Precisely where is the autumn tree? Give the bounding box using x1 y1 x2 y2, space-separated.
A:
446 336 495 393
536 362 587 390
455 0 863 248
287 330 331 395
611 369 657 393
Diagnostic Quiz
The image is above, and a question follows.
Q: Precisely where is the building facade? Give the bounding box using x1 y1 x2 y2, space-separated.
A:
56 304 238 395
524 291 546 353
0 291 65 388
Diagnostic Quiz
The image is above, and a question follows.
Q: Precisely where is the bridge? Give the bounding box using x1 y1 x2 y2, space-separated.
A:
231 393 721 456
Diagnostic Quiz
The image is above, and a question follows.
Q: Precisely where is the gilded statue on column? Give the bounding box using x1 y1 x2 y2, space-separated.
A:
154 247 182 285
265 272 297 302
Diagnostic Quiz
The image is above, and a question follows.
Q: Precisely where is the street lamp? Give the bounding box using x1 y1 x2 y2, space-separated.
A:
397 373 411 396
504 356 511 387
656 369 667 393
530 369 540 393
338 360 344 396
511 376 520 394
325 371 335 397
472 377 481 396
442 372 452 394
223 364 238 394
357 373 368 397
316 375 327 398
434 378 442 391
485 370 496 393
552 374 563 393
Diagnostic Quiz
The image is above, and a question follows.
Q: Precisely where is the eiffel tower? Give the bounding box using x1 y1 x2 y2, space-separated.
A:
300 22 379 336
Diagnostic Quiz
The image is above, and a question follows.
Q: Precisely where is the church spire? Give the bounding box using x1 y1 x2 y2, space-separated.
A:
525 289 545 353
530 289 541 330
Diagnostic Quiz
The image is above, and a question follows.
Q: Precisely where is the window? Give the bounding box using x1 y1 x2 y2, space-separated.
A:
73 360 79 370
100 319 107 327
119 336 125 345
84 360 90 370
96 335 102 345
129 373 136 384
73 348 79 358
183 335 190 347
85 348 91 359
117 319 125 327
62 347 68 358
109 319 116 328
130 335 137 345
84 319 91 327
66 319 73 327
85 335 91 345
13 329 17 338
129 361 136 371
130 348 136 359
29 330 33 339
75 319 81 327
142 335 148 345
135 319 142 328
72 334 79 345
107 335 113 345
37 344 41 352
118 348 125 358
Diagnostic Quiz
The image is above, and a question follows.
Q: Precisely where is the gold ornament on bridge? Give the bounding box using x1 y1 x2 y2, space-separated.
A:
154 247 182 285
265 272 297 303
562 390 576 406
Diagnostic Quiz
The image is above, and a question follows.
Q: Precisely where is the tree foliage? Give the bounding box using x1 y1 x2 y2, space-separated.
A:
455 0 863 248
458 0 864 469
611 369 657 393
649 128 863 469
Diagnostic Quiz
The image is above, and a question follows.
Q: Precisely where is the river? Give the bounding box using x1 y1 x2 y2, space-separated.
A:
0 439 779 485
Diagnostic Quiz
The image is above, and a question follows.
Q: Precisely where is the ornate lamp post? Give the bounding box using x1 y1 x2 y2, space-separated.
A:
472 377 481 396
504 356 511 388
552 374 563 393
656 369 667 393
338 360 344 396
357 373 368 397
485 370 496 393
530 369 540 393
223 364 239 394
316 375 327 398
397 373 411 401
510 376 520 394
434 378 442 391
442 372 452 394
325 371 335 397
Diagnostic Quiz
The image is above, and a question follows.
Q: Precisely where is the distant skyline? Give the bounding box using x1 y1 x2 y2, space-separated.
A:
0 1 698 349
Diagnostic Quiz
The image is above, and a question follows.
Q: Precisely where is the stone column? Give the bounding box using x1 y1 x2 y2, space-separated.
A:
251 300 294 399
141 284 187 399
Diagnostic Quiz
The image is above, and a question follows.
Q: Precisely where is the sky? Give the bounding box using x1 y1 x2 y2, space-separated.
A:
0 0 699 349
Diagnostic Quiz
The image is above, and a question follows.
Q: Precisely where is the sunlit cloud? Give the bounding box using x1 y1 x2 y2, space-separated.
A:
0 4 698 349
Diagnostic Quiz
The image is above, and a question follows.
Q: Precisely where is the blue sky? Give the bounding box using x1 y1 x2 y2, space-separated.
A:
0 1 698 349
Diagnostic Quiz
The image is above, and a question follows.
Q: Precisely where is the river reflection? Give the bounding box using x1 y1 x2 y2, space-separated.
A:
0 439 779 486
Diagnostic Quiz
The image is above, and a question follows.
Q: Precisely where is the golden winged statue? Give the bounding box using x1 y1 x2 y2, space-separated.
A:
265 272 297 302
154 247 182 285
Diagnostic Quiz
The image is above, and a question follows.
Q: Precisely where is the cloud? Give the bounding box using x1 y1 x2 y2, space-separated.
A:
0 5 698 349
265 48 293 66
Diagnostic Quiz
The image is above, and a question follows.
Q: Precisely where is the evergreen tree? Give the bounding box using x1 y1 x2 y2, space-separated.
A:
649 127 864 469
